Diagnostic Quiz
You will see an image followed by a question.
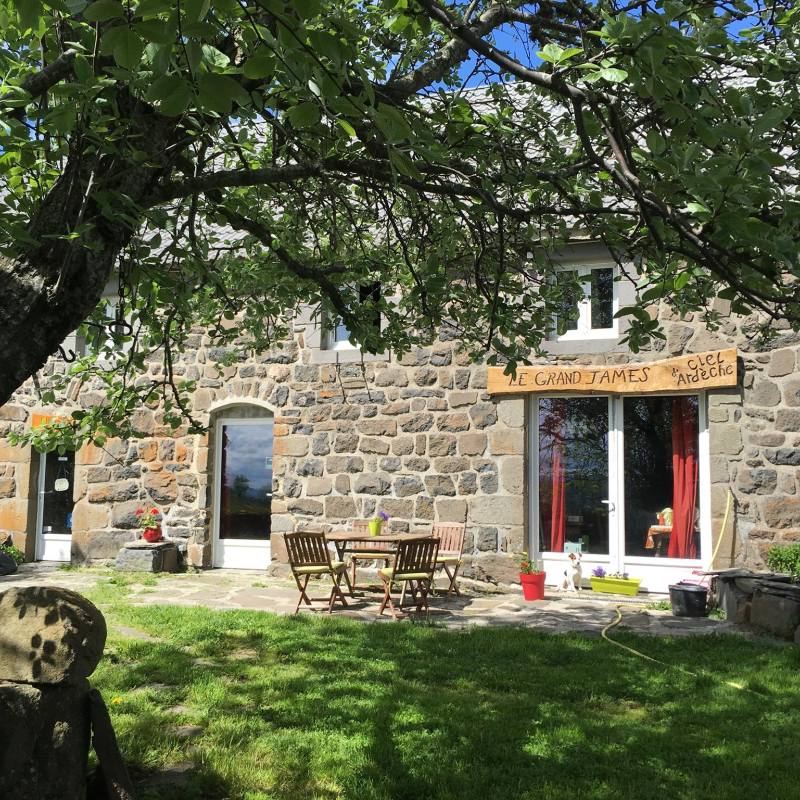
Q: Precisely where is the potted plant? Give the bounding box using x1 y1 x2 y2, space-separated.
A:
369 510 389 536
517 552 546 601
590 567 642 596
136 508 163 543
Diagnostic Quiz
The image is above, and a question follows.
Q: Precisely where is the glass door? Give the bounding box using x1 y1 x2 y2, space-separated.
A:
536 396 617 581
621 395 710 592
531 394 709 592
213 418 274 569
35 451 75 561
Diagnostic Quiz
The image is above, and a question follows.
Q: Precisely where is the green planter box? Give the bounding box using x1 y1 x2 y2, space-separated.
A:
590 577 642 596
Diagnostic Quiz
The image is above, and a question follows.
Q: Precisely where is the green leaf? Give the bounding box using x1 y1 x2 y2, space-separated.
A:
42 0 70 13
134 0 172 16
197 72 248 113
285 102 320 129
14 0 45 32
113 28 145 69
183 0 210 22
537 43 564 64
290 0 321 19
674 272 691 290
243 55 274 79
73 53 93 82
337 119 356 137
83 0 125 21
376 103 412 142
387 13 409 33
307 30 342 64
202 44 230 68
185 40 202 75
146 74 191 115
596 67 627 83
646 130 666 155
134 19 174 44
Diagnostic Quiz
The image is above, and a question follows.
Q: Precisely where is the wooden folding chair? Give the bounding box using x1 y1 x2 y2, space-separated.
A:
377 538 439 620
432 522 466 600
348 520 394 589
285 531 351 614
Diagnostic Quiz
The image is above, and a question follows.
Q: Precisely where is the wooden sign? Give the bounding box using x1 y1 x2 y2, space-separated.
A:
488 349 738 396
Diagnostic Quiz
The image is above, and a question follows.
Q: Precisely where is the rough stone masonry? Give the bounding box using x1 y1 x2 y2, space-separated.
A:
1 290 800 580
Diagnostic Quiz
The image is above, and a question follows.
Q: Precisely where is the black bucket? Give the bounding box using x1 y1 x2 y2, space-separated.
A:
668 583 708 617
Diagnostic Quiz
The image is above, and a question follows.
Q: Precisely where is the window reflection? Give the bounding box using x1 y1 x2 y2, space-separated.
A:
623 396 700 558
219 423 273 541
539 397 609 554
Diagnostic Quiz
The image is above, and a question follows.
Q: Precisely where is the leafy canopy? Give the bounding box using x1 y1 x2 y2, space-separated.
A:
1 0 799 449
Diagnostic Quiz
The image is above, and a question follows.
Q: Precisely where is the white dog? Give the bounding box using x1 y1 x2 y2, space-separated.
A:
556 552 582 592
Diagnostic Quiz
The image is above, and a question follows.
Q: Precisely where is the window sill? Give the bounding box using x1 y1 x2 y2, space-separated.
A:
311 349 391 365
542 336 630 356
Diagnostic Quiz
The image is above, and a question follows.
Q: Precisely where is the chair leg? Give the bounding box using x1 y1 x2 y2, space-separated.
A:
331 570 349 611
444 562 462 600
351 558 358 591
342 563 354 596
378 577 399 620
415 580 431 614
293 573 312 614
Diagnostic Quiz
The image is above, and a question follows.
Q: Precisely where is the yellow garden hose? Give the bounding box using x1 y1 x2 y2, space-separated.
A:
600 489 755 694
600 603 753 692
704 486 734 574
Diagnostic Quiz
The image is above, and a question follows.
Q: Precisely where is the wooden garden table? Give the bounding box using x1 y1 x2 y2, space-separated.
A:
325 530 432 562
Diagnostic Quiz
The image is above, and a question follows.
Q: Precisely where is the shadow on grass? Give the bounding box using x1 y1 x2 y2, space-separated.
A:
90 604 800 800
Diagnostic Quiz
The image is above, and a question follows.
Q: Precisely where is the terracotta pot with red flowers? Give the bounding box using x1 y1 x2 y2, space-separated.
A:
516 552 546 601
136 508 163 543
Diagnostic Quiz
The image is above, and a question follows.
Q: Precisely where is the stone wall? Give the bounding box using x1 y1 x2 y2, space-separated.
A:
0 321 528 574
1 292 800 577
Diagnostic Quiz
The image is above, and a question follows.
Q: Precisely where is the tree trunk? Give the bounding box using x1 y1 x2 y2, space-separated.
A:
0 101 182 407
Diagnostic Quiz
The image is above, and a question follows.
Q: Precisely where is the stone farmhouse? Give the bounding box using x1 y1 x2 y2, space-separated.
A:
1 241 798 592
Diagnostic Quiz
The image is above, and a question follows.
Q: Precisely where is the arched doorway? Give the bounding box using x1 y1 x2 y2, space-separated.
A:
212 404 274 569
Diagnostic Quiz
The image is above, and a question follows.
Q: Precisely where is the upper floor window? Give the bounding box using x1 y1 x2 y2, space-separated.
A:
324 283 381 350
553 264 618 341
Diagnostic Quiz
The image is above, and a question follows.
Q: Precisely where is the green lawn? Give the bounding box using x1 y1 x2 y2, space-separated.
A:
86 579 800 800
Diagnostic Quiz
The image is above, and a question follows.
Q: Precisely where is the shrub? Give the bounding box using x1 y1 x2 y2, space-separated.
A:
0 543 24 565
765 543 800 579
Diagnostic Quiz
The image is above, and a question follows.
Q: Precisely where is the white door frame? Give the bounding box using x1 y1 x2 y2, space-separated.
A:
35 451 73 562
212 416 274 569
528 392 710 593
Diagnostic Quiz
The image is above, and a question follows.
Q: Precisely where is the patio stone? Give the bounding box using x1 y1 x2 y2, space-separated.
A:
5 564 764 642
114 626 161 641
169 725 204 739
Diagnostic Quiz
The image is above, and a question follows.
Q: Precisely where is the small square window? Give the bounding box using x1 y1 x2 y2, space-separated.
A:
324 283 381 350
552 265 618 341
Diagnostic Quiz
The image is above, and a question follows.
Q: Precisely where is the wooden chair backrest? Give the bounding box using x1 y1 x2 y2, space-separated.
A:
391 538 439 576
431 522 466 556
285 531 332 568
350 520 389 551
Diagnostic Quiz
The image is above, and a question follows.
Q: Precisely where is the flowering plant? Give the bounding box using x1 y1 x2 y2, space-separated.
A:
135 508 161 530
372 510 389 524
592 567 631 579
516 551 543 575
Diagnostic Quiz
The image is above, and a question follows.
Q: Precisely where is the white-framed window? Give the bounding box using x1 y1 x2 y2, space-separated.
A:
323 283 381 351
552 264 618 341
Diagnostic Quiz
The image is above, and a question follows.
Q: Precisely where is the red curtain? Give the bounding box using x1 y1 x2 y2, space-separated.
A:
549 400 567 553
668 396 698 559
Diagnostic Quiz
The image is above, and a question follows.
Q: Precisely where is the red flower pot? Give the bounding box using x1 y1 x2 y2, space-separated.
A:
520 572 546 601
142 526 163 543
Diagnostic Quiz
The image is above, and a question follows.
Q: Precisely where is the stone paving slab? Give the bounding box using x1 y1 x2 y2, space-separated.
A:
1 563 761 639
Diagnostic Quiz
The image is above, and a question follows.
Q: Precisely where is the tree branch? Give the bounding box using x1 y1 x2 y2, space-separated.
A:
3 49 78 120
